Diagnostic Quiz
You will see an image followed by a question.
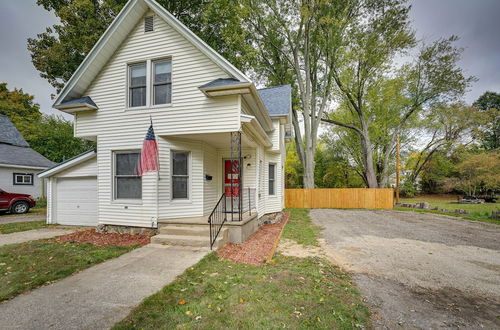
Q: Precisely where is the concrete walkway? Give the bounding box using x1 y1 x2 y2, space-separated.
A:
0 244 208 330
0 213 46 224
0 228 76 246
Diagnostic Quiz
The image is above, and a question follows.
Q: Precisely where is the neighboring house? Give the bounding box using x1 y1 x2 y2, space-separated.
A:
0 115 54 198
39 0 292 246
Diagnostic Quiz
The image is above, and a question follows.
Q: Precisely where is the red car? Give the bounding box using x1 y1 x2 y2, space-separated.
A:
0 189 36 214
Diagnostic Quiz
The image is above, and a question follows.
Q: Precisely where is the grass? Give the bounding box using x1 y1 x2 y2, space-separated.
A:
0 220 48 234
281 209 321 246
398 195 500 225
113 253 370 330
0 239 137 302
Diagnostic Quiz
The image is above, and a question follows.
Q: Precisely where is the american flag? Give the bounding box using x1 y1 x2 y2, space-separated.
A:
138 122 159 175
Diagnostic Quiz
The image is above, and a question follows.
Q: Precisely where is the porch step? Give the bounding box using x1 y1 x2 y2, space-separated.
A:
151 226 228 249
151 233 226 249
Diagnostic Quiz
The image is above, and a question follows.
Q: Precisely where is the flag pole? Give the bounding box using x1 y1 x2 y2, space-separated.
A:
152 116 159 228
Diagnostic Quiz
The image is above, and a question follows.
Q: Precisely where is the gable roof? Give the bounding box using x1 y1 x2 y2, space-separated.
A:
53 0 250 107
38 149 96 178
0 144 54 169
257 85 292 117
0 115 29 147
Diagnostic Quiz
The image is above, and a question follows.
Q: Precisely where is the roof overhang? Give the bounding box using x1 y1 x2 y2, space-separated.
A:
54 103 98 114
240 114 272 148
200 83 273 132
0 163 49 170
38 150 96 178
53 0 250 108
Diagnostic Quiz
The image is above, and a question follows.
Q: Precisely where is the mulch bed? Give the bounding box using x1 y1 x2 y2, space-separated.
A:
56 229 151 247
217 212 290 265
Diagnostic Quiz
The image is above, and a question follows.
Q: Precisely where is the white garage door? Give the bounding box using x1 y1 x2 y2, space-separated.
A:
55 177 97 226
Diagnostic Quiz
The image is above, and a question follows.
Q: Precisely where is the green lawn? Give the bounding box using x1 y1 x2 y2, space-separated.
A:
0 220 48 234
114 253 370 330
0 239 137 302
282 209 321 246
399 195 500 225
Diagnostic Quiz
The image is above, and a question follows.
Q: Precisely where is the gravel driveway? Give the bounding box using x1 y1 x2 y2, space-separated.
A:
311 209 500 329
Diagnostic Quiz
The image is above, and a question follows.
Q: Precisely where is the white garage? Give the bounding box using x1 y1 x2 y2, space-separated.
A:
55 177 97 226
39 150 98 226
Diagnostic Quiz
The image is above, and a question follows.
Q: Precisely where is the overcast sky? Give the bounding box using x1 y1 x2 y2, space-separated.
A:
0 0 499 117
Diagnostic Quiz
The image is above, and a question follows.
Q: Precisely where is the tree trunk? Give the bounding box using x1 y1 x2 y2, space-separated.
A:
303 142 316 188
360 129 378 188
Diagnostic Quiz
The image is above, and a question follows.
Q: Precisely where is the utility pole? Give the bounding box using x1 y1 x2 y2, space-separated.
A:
395 135 400 204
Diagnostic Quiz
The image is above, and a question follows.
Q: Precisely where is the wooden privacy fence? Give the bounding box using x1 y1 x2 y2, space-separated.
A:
285 188 394 209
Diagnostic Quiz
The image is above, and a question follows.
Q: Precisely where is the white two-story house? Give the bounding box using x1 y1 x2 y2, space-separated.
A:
39 0 291 247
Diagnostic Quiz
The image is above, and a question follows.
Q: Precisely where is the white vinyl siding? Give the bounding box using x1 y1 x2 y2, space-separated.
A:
0 166 44 198
73 9 241 226
76 10 240 139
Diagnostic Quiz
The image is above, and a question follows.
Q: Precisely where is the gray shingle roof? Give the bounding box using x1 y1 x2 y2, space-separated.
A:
0 144 54 168
58 96 97 108
0 115 29 147
199 78 243 89
257 85 291 116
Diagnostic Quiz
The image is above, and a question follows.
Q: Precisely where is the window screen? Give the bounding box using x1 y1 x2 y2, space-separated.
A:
115 152 142 199
268 163 276 195
129 63 146 107
153 60 172 105
172 151 189 199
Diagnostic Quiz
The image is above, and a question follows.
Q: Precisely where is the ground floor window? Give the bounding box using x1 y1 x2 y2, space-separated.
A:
268 163 276 195
13 173 33 185
172 151 189 199
114 151 142 200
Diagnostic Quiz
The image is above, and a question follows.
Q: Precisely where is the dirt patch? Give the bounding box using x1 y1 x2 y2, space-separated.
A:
217 212 289 265
310 209 500 329
57 229 151 247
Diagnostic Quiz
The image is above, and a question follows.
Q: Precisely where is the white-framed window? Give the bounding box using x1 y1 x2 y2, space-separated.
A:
172 151 189 199
13 173 33 186
153 60 172 105
128 63 147 107
268 163 276 195
127 59 172 108
114 151 142 200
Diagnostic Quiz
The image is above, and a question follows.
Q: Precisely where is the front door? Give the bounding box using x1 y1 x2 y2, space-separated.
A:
224 159 240 197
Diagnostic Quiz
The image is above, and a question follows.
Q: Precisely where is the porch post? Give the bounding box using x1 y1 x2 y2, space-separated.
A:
230 131 242 221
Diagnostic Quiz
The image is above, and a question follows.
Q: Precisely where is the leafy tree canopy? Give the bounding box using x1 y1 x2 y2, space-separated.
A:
29 0 256 93
0 82 94 163
473 91 500 150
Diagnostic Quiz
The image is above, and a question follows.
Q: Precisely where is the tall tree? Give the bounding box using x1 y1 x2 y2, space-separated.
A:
0 82 94 162
323 32 474 187
404 102 488 187
473 91 500 150
29 115 96 163
29 0 255 93
0 83 42 140
244 0 361 188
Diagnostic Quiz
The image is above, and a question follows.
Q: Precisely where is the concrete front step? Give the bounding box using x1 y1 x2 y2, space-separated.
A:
152 226 228 249
151 233 226 249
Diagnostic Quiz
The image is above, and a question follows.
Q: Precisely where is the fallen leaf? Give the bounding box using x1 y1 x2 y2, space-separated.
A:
179 299 186 305
184 311 192 316
239 298 245 303
274 309 279 313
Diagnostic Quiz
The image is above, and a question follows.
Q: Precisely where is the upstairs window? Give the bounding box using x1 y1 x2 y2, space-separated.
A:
129 63 146 107
153 60 172 105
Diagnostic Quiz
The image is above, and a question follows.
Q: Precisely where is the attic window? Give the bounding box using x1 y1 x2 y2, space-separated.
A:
144 16 154 32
